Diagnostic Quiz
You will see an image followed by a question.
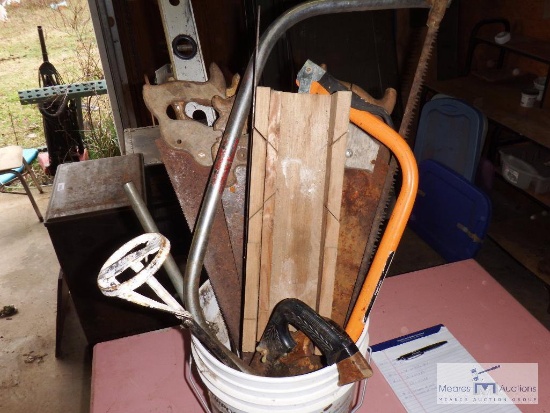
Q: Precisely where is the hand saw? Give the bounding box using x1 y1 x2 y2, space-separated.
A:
295 62 395 328
142 63 246 349
298 60 419 341
297 0 448 337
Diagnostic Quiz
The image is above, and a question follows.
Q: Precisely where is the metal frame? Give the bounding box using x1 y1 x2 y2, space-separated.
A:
18 80 107 105
87 0 137 154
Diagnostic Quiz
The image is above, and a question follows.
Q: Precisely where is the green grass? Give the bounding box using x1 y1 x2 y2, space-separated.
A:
0 0 118 159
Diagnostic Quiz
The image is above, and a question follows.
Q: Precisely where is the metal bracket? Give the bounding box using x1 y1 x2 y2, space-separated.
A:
297 59 325 93
345 124 380 172
18 80 107 105
297 60 380 171
456 223 482 243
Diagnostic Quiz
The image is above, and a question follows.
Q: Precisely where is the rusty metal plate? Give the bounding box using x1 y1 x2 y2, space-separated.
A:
345 123 380 172
157 139 242 346
222 164 247 278
331 147 390 327
45 154 145 222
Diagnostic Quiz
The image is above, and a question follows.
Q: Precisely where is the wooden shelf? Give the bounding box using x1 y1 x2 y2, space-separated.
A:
489 216 550 286
476 32 550 64
525 186 550 208
438 21 550 288
427 76 550 285
488 178 550 286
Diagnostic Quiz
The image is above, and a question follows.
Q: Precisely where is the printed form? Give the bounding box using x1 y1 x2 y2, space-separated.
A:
370 325 521 412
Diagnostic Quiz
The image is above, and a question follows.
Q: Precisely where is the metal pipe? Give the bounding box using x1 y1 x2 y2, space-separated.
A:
123 182 185 302
185 0 435 355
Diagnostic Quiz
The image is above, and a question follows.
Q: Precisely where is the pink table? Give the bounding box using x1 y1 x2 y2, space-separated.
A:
91 259 550 412
366 259 549 412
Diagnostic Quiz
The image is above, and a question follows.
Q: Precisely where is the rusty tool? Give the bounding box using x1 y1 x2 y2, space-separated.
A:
143 62 246 349
399 0 448 139
298 0 449 334
298 59 419 341
183 0 439 359
295 62 395 328
251 298 372 386
344 0 449 328
349 0 448 337
96 232 252 373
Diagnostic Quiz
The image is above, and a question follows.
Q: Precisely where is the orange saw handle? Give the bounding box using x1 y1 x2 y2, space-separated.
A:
310 81 418 341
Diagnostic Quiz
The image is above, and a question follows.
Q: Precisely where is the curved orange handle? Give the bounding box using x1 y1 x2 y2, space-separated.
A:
346 108 418 341
309 81 418 341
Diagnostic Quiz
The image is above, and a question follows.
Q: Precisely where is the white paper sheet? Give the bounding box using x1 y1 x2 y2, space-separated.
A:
370 325 521 413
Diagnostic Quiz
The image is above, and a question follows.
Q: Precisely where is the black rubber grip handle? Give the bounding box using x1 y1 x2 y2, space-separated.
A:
257 298 359 365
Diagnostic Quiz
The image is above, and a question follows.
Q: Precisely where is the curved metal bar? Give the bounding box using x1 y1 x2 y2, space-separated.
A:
185 0 434 357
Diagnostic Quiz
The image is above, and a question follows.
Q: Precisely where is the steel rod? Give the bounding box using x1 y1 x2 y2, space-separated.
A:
123 182 186 302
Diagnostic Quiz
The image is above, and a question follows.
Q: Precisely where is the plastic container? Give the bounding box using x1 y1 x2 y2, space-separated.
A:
414 97 486 182
534 76 546 101
191 321 370 413
499 143 550 194
494 31 511 44
520 88 538 108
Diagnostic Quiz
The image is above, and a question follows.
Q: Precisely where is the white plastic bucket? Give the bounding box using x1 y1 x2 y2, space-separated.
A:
191 320 369 413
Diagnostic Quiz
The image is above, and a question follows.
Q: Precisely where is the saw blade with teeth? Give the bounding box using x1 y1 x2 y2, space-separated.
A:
399 0 448 139
343 0 449 324
295 0 448 325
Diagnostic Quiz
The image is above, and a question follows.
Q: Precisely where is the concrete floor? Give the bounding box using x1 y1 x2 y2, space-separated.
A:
0 181 548 412
0 187 89 413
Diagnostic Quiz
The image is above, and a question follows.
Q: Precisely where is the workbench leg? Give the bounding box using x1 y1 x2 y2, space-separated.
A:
55 269 70 358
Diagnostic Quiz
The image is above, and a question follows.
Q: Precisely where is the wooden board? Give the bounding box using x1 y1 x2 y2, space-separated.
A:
242 87 351 351
488 179 550 286
242 87 270 351
489 216 550 286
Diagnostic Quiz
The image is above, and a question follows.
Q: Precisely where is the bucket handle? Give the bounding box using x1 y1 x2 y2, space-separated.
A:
186 355 212 413
349 347 372 413
350 379 367 413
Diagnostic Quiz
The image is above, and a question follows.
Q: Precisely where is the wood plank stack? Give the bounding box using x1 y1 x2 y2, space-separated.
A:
242 87 352 352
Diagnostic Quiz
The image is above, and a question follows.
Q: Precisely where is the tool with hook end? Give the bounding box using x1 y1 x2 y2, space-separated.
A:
97 189 252 373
